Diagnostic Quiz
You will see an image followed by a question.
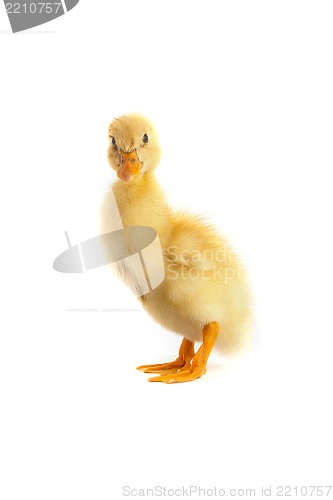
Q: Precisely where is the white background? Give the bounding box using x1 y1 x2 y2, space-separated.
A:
0 1 333 499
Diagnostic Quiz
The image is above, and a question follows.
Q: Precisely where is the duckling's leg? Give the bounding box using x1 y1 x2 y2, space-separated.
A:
136 338 194 374
148 322 219 384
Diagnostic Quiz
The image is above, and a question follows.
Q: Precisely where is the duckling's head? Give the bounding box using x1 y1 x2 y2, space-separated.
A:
107 113 161 183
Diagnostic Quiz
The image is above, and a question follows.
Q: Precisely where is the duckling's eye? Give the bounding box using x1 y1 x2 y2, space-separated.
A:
142 133 149 144
110 136 117 149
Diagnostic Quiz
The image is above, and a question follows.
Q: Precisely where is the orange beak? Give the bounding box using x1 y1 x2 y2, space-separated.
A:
117 150 143 182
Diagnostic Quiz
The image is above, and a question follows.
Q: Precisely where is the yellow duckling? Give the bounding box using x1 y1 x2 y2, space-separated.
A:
100 113 251 383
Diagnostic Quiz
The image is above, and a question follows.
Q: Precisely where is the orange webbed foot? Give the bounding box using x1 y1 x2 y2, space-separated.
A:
145 322 219 384
136 359 184 374
148 366 204 384
136 338 195 374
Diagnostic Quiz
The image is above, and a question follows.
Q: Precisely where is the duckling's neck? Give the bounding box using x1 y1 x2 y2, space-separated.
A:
112 171 169 235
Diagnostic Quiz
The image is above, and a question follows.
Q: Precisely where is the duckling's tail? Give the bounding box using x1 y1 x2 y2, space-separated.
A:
215 313 253 356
